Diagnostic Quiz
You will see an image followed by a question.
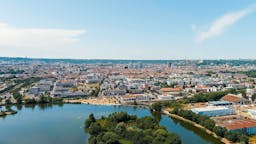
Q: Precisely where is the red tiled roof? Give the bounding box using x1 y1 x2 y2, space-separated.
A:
223 119 256 130
221 94 246 103
196 85 210 89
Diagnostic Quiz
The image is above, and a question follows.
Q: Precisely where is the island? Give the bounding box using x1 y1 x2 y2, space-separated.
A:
84 112 181 144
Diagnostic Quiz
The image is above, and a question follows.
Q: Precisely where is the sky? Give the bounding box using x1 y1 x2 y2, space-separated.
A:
0 0 255 60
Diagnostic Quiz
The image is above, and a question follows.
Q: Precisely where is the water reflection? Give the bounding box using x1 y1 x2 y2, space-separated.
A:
15 104 23 110
24 104 36 109
171 117 223 144
38 103 52 110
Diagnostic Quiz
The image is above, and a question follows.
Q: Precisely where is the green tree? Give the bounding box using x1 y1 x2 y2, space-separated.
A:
24 98 36 104
224 131 238 142
13 92 22 99
85 114 96 128
150 102 162 112
5 98 12 105
85 112 181 144
213 126 227 137
38 95 49 103
136 116 158 129
102 132 120 144
239 134 249 144
114 122 126 137
252 94 256 101
16 96 23 104
88 123 102 135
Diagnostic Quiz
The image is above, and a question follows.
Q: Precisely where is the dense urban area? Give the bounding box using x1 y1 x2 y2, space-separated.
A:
2 58 256 143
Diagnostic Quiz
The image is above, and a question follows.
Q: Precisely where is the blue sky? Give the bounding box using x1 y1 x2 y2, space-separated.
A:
0 0 255 59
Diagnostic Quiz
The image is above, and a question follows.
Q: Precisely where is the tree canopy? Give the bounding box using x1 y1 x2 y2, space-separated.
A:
85 112 181 144
171 108 249 144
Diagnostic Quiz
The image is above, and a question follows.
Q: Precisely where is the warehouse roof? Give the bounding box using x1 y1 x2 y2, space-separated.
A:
222 119 256 130
192 106 230 112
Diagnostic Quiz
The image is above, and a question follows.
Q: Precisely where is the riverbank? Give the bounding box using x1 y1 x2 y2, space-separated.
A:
162 110 231 144
64 97 120 106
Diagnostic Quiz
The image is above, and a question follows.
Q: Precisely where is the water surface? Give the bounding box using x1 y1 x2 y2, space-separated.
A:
0 104 221 144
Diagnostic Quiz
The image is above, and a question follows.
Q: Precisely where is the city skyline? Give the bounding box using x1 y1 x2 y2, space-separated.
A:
0 0 256 59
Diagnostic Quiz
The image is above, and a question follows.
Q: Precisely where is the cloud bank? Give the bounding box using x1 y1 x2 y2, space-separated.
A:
0 22 86 47
196 6 254 42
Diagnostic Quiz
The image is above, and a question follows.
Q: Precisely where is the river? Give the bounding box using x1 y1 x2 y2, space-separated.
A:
0 104 222 144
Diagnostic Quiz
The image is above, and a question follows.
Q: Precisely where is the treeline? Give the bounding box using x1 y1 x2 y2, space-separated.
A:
150 101 183 112
85 112 181 144
4 95 63 105
171 109 249 144
151 90 242 112
1 77 43 101
10 77 42 104
12 77 42 92
241 70 256 78
91 88 100 97
24 96 63 105
185 89 236 103
12 77 42 96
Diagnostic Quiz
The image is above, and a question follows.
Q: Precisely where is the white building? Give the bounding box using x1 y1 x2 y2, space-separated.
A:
158 95 175 100
119 94 154 103
191 106 235 117
28 87 40 95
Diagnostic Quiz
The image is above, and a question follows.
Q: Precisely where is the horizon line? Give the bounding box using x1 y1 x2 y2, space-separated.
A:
0 56 256 61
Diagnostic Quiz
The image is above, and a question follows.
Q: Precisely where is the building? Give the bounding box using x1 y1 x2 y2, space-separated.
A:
246 89 255 98
167 62 173 68
221 119 256 135
56 80 74 87
208 101 232 106
28 87 39 95
195 85 211 93
37 79 53 92
227 84 245 89
52 91 88 98
119 94 154 103
191 106 235 117
221 94 250 105
160 87 183 96
102 89 126 96
247 109 256 119
86 74 101 83
158 95 175 100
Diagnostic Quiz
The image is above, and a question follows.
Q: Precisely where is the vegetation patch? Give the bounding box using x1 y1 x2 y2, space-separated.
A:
84 112 181 144
171 108 249 144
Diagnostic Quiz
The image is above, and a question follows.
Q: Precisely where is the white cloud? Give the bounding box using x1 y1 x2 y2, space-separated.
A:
0 22 86 47
195 6 254 42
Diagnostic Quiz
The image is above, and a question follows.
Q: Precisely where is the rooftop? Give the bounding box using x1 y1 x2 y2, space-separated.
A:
161 87 182 92
192 106 230 112
208 101 232 105
221 94 248 103
222 119 256 130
